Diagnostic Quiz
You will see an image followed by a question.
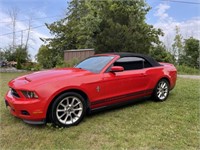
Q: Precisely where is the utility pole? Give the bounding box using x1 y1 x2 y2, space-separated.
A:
21 30 23 47
8 8 18 50
25 19 31 50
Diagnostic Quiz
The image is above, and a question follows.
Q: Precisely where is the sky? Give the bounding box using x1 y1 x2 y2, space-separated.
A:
0 0 199 60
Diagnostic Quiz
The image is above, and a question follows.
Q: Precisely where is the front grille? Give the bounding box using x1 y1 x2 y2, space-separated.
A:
11 88 20 98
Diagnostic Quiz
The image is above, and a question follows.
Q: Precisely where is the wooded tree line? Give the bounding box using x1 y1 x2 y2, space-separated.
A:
172 27 199 68
38 0 163 68
1 0 199 70
151 26 199 69
37 0 199 69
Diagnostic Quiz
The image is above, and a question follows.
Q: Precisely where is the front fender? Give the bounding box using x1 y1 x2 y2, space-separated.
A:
41 84 89 116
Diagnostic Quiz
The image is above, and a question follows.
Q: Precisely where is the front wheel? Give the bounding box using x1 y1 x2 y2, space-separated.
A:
153 79 169 101
51 92 86 127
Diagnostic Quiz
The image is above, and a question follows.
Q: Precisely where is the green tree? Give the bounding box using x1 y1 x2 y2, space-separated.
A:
150 43 175 63
179 37 199 68
44 0 102 51
94 0 163 53
172 26 183 64
41 0 163 64
1 45 29 68
15 46 30 69
1 46 16 61
36 45 63 68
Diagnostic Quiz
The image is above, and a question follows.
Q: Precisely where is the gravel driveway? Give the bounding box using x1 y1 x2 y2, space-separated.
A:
178 75 200 79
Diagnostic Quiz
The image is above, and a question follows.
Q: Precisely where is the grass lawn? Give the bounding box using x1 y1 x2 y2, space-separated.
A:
0 72 199 150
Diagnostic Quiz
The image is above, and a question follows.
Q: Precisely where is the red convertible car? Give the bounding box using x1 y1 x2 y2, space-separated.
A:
5 53 177 127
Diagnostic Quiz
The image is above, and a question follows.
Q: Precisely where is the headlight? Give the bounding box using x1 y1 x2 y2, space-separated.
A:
21 91 38 99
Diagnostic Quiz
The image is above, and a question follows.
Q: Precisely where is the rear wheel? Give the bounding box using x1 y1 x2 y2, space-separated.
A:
153 79 169 101
51 92 86 127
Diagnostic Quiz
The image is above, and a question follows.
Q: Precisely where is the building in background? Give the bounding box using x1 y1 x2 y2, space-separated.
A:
64 49 95 62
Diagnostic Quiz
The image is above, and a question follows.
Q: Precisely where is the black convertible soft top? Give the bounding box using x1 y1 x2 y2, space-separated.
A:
106 52 161 67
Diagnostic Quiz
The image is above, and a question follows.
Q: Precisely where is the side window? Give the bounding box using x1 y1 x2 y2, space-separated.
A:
144 60 152 68
113 57 152 71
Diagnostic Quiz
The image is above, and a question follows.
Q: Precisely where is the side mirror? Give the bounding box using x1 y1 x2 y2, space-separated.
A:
110 66 124 72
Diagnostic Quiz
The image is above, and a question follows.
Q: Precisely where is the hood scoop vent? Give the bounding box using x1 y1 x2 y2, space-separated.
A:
24 77 32 82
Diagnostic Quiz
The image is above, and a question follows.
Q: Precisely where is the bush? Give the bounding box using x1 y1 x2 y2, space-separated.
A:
150 44 175 64
176 65 200 75
31 64 42 71
16 59 22 69
21 62 42 71
55 58 79 68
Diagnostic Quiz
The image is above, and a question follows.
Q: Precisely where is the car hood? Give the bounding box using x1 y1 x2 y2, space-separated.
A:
25 68 92 81
9 68 93 89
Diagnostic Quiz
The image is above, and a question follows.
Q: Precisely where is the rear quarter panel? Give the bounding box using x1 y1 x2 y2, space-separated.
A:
159 63 177 89
145 63 177 90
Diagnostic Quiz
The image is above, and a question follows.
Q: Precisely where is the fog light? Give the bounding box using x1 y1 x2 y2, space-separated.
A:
21 110 30 115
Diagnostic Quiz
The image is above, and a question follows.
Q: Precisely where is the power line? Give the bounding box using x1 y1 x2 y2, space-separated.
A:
0 25 46 36
0 15 63 23
161 0 200 4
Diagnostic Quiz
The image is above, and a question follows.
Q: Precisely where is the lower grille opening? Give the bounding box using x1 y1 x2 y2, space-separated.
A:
5 100 9 107
21 110 30 115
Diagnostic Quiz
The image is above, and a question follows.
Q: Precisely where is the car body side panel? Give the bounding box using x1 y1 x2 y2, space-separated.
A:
87 69 150 109
43 65 176 112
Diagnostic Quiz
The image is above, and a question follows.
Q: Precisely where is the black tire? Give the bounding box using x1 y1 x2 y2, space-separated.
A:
51 92 86 127
153 79 170 102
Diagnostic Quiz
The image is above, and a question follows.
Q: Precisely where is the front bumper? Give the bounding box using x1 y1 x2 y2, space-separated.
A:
4 90 46 125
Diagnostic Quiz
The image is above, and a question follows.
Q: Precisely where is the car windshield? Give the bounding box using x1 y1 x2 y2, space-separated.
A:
75 56 114 73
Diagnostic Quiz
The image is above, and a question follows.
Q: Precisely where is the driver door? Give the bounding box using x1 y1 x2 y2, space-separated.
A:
91 56 150 107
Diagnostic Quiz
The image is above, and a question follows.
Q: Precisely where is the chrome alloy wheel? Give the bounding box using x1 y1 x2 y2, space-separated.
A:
157 81 169 100
56 96 83 125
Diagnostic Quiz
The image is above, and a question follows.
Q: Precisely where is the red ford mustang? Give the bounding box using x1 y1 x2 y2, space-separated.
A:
5 53 177 127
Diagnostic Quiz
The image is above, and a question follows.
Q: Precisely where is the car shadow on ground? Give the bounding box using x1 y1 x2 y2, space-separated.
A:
86 92 175 119
22 94 175 128
22 98 153 129
87 97 153 118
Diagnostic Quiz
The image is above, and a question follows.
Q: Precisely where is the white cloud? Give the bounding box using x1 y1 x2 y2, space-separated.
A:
154 3 172 21
32 10 47 18
154 3 200 50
